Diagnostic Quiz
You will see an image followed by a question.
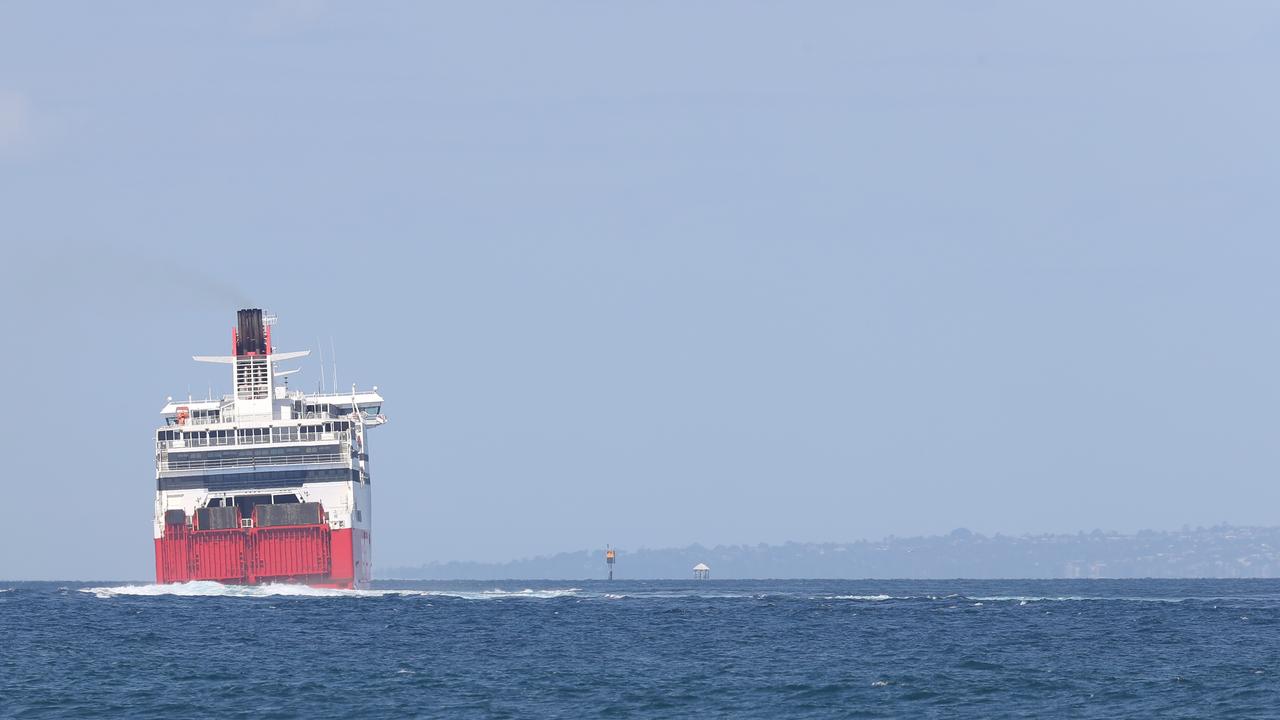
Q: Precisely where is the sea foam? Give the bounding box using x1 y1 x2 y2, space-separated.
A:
80 582 584 600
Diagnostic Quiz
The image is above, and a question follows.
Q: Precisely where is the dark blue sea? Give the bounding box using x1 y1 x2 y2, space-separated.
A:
3 579 1280 718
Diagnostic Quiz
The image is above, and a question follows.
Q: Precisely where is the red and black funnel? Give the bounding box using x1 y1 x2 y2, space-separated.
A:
235 308 268 356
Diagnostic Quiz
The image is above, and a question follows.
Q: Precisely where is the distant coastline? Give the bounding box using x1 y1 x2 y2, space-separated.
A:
383 524 1280 580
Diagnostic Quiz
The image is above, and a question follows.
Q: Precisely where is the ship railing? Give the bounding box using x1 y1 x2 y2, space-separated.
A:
299 411 379 420
159 431 351 452
158 450 350 472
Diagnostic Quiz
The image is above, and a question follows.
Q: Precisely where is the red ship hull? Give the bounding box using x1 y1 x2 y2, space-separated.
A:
155 524 370 589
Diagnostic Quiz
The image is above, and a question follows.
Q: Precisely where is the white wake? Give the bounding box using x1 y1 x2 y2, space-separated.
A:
80 581 583 600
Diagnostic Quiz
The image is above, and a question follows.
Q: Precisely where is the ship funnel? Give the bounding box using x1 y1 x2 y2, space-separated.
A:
233 309 272 404
235 308 267 356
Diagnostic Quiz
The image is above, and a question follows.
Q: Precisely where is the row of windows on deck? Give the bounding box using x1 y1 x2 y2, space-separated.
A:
158 421 352 444
298 403 381 418
158 467 362 492
164 404 381 428
164 444 343 463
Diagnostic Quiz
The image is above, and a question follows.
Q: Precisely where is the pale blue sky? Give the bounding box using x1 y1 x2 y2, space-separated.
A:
2 2 1279 579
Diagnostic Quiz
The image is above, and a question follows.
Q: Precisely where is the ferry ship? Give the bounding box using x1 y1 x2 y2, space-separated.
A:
153 309 386 589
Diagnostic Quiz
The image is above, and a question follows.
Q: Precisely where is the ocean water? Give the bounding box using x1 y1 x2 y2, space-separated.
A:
3 579 1279 718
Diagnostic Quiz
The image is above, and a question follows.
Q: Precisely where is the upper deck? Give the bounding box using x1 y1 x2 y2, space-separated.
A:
155 309 386 481
158 389 386 428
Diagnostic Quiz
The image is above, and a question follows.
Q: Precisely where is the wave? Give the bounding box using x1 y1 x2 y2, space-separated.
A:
82 582 370 599
75 584 1262 604
418 588 583 600
814 593 1227 604
595 591 789 600
80 582 584 601
966 595 1207 603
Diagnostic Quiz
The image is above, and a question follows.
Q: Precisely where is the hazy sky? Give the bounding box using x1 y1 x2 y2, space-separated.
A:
2 2 1279 579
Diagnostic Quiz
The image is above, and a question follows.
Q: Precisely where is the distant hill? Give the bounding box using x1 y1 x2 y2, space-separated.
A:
381 525 1280 580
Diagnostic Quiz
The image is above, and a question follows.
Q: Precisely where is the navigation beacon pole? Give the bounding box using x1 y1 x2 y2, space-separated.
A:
605 545 616 581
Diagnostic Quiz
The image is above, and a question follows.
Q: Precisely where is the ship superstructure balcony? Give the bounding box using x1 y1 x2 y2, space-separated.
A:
161 391 385 427
156 422 357 474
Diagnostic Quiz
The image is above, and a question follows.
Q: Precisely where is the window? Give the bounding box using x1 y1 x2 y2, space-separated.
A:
272 426 299 443
237 427 270 444
299 424 327 442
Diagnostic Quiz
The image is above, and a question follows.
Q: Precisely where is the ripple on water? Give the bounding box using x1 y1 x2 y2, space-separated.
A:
2 578 1276 718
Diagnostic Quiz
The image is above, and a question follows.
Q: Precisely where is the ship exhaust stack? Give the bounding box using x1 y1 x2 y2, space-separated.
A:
235 308 268 356
232 308 272 410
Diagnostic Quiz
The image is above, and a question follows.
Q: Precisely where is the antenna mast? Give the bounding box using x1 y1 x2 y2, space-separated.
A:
330 336 338 394
317 338 325 393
